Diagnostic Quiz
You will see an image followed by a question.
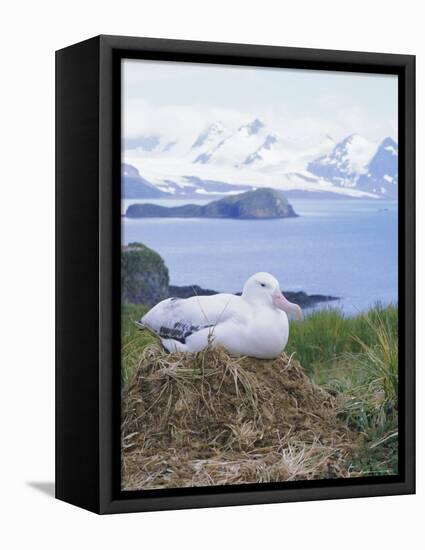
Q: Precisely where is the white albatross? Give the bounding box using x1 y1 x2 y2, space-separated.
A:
137 273 302 359
138 272 303 359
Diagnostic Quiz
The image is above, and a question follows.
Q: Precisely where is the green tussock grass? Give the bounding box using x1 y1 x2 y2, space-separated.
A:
121 304 157 386
121 302 399 478
286 303 398 375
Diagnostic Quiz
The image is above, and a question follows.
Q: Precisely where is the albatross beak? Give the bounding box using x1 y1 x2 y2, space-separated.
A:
272 290 303 320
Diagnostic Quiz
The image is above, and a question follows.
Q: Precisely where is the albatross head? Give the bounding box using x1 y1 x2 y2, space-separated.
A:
242 272 303 320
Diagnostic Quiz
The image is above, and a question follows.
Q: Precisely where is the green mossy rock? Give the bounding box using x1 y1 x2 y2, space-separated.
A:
121 243 169 307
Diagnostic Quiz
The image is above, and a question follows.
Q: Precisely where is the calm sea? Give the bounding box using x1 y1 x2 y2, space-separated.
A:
122 198 398 315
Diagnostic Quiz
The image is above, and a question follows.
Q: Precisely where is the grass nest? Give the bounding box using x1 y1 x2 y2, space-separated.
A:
122 342 358 490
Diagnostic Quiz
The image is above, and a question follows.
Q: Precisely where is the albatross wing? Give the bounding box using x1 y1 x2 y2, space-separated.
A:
139 293 238 350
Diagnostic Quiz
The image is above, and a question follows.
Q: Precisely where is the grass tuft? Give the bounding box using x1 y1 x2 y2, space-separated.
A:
121 304 156 386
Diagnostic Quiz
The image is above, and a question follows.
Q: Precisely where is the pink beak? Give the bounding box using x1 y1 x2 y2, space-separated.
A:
272 290 303 320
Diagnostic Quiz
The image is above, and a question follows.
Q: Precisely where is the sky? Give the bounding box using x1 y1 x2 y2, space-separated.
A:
122 58 398 150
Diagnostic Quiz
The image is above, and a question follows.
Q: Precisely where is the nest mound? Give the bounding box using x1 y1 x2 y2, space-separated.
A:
122 344 356 490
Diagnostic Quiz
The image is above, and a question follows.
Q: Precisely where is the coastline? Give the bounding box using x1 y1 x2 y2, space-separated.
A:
169 284 339 309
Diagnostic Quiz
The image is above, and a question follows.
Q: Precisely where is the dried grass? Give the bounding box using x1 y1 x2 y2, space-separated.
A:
121 343 359 490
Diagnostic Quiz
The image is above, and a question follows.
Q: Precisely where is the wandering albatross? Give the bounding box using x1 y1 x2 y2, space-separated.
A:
137 272 303 359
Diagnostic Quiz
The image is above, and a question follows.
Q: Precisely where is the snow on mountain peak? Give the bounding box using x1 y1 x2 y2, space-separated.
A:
307 134 398 197
243 134 278 166
191 122 230 164
331 133 374 168
238 118 264 136
192 118 268 166
355 137 398 198
380 136 398 155
191 121 226 149
307 134 377 187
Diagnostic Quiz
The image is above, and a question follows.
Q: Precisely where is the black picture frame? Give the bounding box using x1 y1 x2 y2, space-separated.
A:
56 34 415 514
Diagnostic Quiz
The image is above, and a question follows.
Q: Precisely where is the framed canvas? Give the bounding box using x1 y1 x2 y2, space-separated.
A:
56 35 415 514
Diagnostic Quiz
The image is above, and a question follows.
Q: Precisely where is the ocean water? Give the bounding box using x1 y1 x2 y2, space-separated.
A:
122 198 398 315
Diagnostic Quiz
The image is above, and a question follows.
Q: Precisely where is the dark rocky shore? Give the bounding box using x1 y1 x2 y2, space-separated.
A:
122 242 339 309
169 285 339 309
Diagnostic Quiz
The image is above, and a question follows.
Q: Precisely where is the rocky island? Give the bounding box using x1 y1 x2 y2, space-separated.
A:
125 188 298 220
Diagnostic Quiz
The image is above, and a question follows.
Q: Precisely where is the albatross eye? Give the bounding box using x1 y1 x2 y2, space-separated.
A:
260 282 266 287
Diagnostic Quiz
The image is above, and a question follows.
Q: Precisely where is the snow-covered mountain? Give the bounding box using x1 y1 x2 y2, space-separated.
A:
356 137 398 198
123 120 398 200
191 118 295 170
307 134 397 198
243 134 278 166
122 163 169 198
190 121 230 164
307 134 376 186
191 119 263 166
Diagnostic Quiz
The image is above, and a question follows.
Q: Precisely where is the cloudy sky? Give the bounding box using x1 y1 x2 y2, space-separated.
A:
122 58 398 150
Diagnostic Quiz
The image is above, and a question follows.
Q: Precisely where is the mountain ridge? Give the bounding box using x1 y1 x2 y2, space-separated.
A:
123 120 398 200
